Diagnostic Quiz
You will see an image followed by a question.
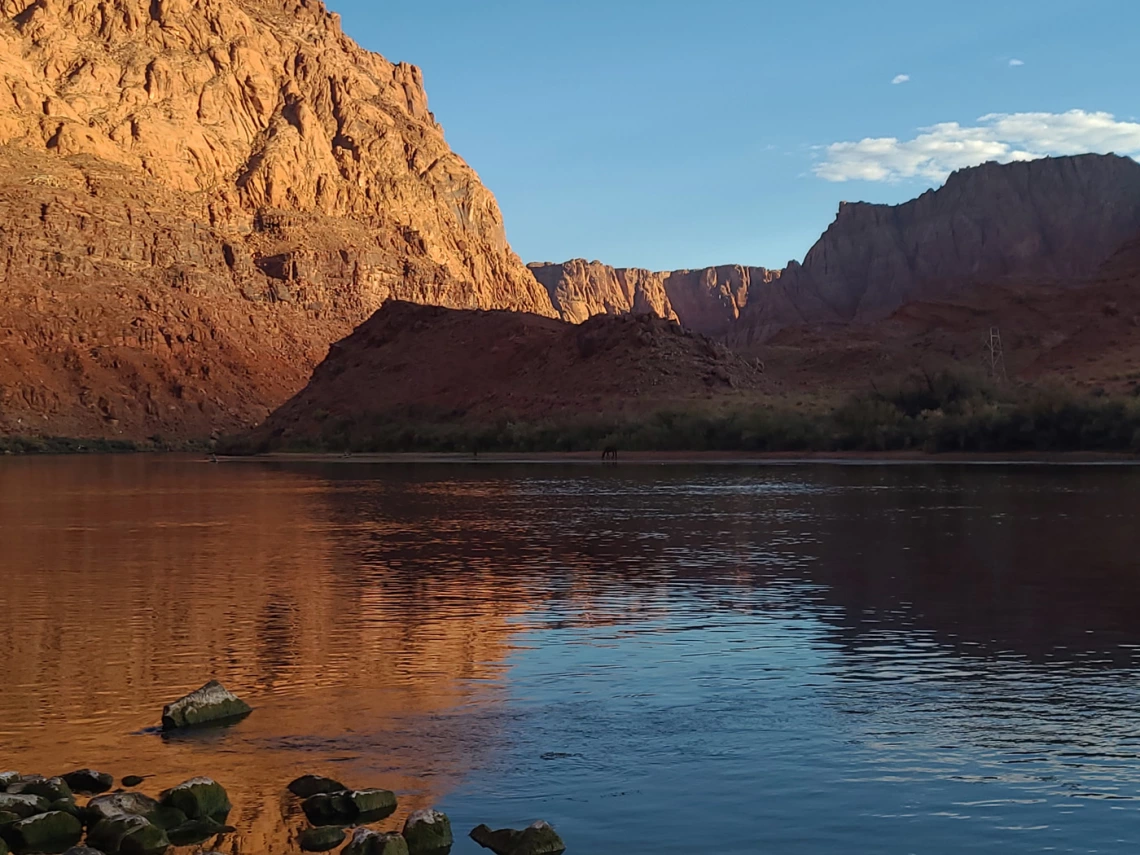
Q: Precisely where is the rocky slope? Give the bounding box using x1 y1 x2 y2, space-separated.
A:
733 153 1140 343
530 260 780 337
0 0 554 441
243 300 769 450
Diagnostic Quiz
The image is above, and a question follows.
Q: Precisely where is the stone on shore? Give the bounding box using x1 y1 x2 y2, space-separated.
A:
469 821 565 855
343 829 409 855
7 777 72 803
0 812 18 829
287 775 347 799
403 809 453 855
62 771 114 795
0 775 18 791
49 798 81 819
5 810 83 853
0 794 50 820
84 793 161 826
159 778 230 821
298 826 346 852
86 813 169 855
161 681 251 730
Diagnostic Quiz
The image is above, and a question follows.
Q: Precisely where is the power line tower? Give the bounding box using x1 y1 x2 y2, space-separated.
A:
984 326 1009 384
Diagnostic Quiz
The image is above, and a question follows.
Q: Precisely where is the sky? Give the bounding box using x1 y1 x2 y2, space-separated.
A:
334 0 1140 271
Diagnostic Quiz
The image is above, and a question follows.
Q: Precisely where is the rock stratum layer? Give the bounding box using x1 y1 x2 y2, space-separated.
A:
0 0 553 440
243 300 769 451
529 260 780 337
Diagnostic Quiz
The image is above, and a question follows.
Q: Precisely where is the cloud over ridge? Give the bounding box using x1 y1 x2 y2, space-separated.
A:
815 109 1140 183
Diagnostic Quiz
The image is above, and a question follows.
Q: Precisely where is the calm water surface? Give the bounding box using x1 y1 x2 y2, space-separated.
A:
2 457 1140 853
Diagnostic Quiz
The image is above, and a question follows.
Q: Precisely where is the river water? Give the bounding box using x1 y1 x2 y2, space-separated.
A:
2 456 1140 854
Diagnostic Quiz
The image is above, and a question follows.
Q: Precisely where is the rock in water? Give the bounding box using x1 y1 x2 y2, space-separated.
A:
61 771 114 795
7 777 72 803
159 778 231 821
161 681 251 730
86 814 169 855
300 792 355 826
343 829 409 855
348 789 397 819
0 794 50 819
84 793 162 825
119 778 146 789
470 821 565 855
299 826 347 853
287 775 347 799
166 817 235 846
403 809 453 855
5 811 83 853
508 822 566 855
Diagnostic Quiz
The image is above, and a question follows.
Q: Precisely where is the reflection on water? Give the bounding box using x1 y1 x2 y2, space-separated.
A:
2 457 1140 853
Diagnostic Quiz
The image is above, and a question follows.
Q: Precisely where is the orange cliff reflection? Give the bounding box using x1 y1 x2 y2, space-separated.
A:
0 457 544 855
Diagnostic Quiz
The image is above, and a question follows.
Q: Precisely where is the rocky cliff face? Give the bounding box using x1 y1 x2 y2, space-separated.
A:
733 154 1140 343
0 0 554 440
530 260 779 337
528 260 677 325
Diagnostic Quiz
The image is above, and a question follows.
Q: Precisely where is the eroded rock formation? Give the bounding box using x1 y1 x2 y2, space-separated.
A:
0 0 554 440
529 260 779 337
734 153 1140 343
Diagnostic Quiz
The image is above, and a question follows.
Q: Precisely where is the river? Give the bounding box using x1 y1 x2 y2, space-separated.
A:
2 456 1139 853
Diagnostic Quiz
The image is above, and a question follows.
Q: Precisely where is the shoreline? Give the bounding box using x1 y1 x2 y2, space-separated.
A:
228 450 1140 466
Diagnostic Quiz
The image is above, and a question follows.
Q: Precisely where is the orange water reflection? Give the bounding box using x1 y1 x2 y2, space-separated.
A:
0 456 537 854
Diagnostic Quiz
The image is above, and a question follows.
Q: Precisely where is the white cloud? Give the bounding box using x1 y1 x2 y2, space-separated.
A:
1009 58 1025 67
891 74 910 85
814 109 1140 182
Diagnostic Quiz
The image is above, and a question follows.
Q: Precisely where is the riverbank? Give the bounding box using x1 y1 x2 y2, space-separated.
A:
232 450 1140 465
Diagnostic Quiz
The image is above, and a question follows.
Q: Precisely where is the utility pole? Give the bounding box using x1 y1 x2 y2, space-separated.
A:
984 326 1008 383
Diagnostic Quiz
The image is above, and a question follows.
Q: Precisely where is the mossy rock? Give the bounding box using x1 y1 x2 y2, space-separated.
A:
7 778 72 804
0 795 50 820
287 775 346 799
48 799 81 820
161 681 251 730
84 794 161 827
61 771 113 796
5 810 83 854
166 817 234 846
86 814 169 855
349 789 396 819
298 826 346 852
470 821 564 855
148 807 187 832
402 809 453 855
159 778 230 821
300 792 354 826
343 829 408 855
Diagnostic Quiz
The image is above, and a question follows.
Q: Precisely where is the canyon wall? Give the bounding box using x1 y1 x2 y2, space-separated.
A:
0 0 554 440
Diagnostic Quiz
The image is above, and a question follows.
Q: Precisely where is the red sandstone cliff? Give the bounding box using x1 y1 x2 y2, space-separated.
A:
733 154 1140 343
0 0 554 441
530 260 780 337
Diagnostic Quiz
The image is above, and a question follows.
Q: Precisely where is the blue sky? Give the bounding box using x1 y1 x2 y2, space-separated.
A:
336 0 1139 271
